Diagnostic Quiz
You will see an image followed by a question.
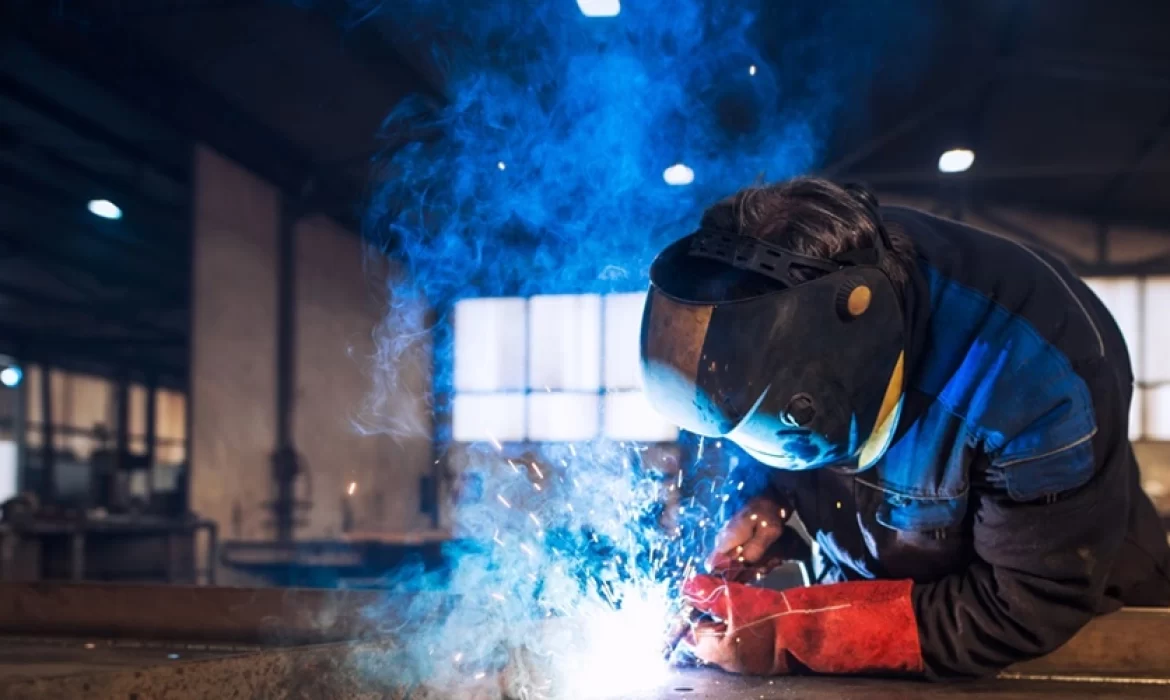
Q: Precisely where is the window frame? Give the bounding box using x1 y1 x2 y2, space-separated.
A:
1085 275 1170 442
448 292 678 445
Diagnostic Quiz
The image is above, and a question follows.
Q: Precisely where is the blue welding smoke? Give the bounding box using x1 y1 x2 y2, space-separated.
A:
349 0 934 433
327 0 936 696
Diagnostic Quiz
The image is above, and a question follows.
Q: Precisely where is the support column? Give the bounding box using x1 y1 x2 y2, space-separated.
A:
190 147 279 541
39 364 53 503
271 201 302 544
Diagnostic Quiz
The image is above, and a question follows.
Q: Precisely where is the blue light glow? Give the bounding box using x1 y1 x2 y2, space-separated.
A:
938 147 975 173
0 367 21 388
577 0 620 18
662 163 694 186
87 199 122 220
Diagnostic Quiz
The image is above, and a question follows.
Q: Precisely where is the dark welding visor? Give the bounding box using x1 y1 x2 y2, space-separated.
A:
640 229 905 470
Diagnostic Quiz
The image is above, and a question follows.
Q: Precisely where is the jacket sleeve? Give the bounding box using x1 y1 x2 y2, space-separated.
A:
912 361 1129 679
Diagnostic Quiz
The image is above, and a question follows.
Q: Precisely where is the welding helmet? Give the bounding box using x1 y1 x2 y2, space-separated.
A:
639 193 905 471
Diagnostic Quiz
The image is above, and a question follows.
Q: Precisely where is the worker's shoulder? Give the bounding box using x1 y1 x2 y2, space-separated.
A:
885 205 1106 369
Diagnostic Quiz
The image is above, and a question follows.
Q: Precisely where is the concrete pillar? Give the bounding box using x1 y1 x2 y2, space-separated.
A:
190 146 433 542
190 147 279 540
292 215 432 536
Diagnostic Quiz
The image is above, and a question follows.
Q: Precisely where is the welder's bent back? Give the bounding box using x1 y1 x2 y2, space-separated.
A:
767 206 1170 678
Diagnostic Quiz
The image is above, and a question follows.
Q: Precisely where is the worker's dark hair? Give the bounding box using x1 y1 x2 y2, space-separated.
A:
699 177 916 296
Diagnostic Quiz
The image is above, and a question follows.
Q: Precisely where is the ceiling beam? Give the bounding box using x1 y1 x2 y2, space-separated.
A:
0 323 185 349
312 0 447 109
849 162 1170 185
1001 52 1170 91
0 126 187 220
0 280 186 342
0 156 187 244
819 79 993 179
0 226 187 303
1092 100 1170 220
10 11 361 229
0 72 189 186
1073 253 1170 277
0 339 188 388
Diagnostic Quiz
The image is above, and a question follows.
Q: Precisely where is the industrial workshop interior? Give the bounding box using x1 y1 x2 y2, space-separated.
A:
3 0 1170 698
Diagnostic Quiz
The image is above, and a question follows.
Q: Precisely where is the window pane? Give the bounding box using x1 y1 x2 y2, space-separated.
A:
51 371 113 460
1148 385 1170 441
1130 387 1144 442
528 295 601 391
25 365 42 424
156 390 187 441
453 394 525 442
51 371 113 428
604 292 647 390
129 384 149 438
156 441 188 467
0 441 14 504
527 393 599 441
1084 278 1141 381
604 391 678 442
454 297 527 392
1143 277 1170 383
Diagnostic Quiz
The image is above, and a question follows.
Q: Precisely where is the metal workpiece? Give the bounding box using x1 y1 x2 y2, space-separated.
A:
1007 608 1170 677
1 640 401 700
0 582 389 645
3 644 1169 700
0 583 1169 699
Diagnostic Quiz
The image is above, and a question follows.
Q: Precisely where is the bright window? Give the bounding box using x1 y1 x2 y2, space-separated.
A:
1085 276 1170 441
452 292 678 443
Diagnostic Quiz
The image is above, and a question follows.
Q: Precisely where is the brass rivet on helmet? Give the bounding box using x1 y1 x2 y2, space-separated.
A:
847 285 872 316
836 280 873 319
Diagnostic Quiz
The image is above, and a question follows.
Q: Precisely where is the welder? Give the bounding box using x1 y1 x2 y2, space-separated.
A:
641 178 1170 679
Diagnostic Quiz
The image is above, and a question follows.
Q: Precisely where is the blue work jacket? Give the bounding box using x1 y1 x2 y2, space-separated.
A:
768 206 1170 678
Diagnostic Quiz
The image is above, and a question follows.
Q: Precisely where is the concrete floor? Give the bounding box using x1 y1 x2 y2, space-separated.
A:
1 583 1166 699
645 669 1170 700
2 639 1167 699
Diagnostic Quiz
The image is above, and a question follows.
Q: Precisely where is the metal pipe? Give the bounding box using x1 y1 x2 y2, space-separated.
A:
114 373 129 506
145 379 157 473
13 354 26 493
38 363 53 502
271 200 301 543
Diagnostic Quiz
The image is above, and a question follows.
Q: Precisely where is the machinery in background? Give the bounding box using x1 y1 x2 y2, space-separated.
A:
0 364 215 584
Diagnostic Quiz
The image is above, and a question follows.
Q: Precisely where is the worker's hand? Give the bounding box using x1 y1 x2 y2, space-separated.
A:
707 496 788 582
679 575 924 676
679 575 786 675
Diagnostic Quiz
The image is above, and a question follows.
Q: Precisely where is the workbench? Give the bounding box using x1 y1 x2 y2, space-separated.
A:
0 582 1166 699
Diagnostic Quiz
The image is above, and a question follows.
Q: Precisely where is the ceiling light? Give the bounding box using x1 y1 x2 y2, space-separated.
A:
0 367 20 388
663 163 694 186
938 148 975 174
87 199 123 220
497 161 506 171
577 0 620 18
749 65 758 76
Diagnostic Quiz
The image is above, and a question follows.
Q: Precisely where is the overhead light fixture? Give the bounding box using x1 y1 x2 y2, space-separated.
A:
749 65 758 76
497 161 507 171
938 148 975 174
0 367 21 388
663 163 694 186
87 199 123 220
577 0 620 17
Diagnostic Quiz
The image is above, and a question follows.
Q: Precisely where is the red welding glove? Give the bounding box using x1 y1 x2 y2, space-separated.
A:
680 575 923 676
